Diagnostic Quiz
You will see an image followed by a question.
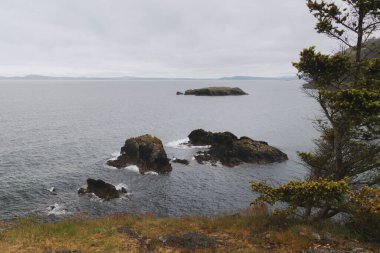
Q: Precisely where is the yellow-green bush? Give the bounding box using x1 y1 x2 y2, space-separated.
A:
251 178 380 241
348 186 380 241
250 178 349 220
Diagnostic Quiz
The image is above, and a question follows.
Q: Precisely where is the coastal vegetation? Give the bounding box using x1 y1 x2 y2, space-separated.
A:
251 0 380 244
1 211 379 253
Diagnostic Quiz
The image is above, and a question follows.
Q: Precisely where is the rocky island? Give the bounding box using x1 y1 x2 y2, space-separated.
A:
78 179 127 200
181 86 248 96
188 129 288 166
107 134 172 174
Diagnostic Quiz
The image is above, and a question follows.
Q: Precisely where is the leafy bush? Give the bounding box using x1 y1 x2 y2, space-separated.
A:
348 186 380 241
250 178 349 220
251 178 380 241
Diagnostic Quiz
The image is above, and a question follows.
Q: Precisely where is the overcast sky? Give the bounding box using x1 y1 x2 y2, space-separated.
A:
0 0 338 78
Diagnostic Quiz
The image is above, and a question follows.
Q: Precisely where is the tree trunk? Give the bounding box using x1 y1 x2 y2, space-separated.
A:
354 4 364 84
316 205 331 220
303 205 312 221
333 128 344 179
355 15 364 63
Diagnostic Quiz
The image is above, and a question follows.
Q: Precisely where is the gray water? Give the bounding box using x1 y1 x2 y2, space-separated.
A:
0 80 319 219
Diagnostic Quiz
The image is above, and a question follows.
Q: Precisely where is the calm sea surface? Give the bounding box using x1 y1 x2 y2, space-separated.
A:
0 80 319 219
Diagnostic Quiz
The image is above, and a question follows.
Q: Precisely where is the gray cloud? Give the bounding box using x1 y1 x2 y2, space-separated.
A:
0 0 337 77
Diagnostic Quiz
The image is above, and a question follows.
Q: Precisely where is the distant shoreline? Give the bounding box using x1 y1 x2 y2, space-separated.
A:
0 75 298 81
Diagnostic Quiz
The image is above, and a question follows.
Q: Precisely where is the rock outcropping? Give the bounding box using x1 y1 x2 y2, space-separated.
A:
184 87 247 96
78 179 126 200
172 158 190 165
107 134 172 174
188 129 288 167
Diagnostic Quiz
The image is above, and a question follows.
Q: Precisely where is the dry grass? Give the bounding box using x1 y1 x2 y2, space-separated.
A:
0 211 379 253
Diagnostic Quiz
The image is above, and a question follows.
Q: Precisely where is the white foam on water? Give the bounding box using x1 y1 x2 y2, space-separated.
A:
86 193 107 202
204 160 223 168
46 203 69 216
46 187 57 195
105 151 122 170
115 183 128 191
109 151 121 161
144 171 158 175
166 138 189 149
166 138 211 149
125 165 140 173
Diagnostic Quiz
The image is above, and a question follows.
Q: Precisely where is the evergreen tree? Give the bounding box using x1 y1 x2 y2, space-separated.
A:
293 1 380 191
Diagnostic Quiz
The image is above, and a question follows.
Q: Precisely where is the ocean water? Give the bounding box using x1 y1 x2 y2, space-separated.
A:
0 80 320 219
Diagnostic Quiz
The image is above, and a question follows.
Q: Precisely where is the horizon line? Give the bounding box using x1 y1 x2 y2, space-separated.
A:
0 74 298 81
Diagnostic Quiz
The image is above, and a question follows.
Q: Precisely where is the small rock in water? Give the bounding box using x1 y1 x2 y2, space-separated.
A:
77 188 87 194
78 179 122 200
46 187 57 195
172 158 190 165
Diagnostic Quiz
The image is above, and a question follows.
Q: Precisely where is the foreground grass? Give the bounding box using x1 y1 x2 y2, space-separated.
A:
0 213 379 253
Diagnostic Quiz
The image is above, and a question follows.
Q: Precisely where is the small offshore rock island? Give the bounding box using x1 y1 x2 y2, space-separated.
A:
178 86 248 96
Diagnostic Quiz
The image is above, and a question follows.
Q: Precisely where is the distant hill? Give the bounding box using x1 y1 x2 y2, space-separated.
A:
0 75 297 81
344 37 380 60
0 75 195 81
219 75 297 81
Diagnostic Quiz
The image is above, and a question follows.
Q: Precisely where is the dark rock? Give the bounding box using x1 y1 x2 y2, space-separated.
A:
188 129 212 145
117 226 153 251
188 129 237 146
176 91 183 95
78 179 126 200
172 158 190 165
107 134 172 174
194 151 219 166
117 227 139 238
159 232 216 250
184 86 248 96
188 129 288 167
77 188 87 194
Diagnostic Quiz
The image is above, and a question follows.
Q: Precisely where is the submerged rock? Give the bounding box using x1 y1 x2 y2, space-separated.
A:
172 158 190 165
107 134 172 174
78 179 126 200
184 87 248 96
188 129 288 167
